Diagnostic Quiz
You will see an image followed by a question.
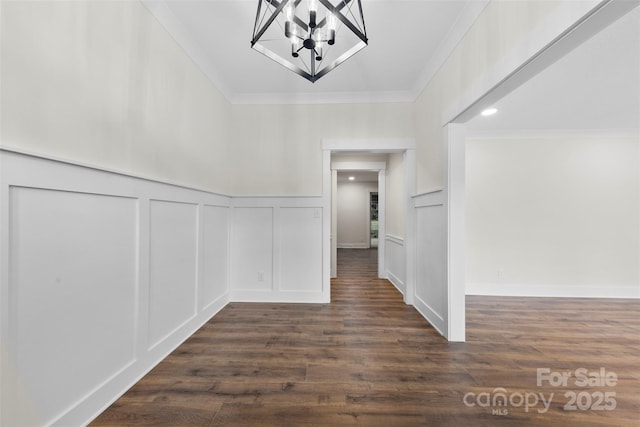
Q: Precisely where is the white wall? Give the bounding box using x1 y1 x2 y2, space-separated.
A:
466 136 640 297
230 103 413 195
0 0 231 193
413 0 602 193
336 180 378 248
0 151 230 426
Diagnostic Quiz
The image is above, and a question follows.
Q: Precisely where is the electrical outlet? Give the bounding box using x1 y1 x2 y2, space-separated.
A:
498 268 505 280
257 272 264 282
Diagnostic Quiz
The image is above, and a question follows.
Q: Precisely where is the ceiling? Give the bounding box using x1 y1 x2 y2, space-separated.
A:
337 170 379 182
466 6 640 134
142 0 487 104
142 0 639 132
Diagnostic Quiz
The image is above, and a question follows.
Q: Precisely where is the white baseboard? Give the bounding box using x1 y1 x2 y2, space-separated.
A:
466 283 640 299
230 290 329 304
412 295 446 337
337 243 370 249
386 271 405 296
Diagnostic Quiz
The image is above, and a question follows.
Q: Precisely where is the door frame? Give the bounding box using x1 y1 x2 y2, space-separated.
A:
322 139 416 304
331 161 386 278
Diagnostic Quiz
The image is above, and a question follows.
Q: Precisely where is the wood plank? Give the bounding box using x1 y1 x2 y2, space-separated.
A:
91 248 640 426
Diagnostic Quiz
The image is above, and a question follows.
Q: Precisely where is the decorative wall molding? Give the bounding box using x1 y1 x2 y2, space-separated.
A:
0 150 231 426
229 197 328 304
337 243 370 249
385 235 405 295
465 128 640 140
413 190 447 337
0 145 230 197
331 161 387 171
323 138 416 152
467 283 640 299
0 148 332 425
141 1 488 105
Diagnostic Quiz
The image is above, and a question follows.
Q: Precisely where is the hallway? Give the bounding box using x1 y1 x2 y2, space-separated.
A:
92 249 639 426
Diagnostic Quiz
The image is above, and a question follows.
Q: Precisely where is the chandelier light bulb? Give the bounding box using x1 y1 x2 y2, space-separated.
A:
284 2 294 38
251 0 368 83
327 13 336 45
309 0 318 28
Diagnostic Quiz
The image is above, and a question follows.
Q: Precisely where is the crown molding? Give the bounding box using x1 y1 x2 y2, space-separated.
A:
410 0 490 99
141 0 236 104
229 90 415 105
465 128 640 140
142 0 488 105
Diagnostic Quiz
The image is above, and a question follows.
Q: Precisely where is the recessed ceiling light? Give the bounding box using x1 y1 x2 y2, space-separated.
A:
481 108 498 116
348 176 355 181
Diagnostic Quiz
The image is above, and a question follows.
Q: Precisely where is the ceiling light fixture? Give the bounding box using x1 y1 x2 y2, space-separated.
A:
481 108 498 116
251 0 368 83
348 176 355 181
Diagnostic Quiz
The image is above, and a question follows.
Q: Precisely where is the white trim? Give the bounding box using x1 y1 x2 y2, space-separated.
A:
231 90 416 105
329 158 386 278
0 150 231 426
142 0 487 105
387 271 405 296
384 234 405 296
322 138 416 302
140 0 235 104
413 189 446 335
331 161 387 171
337 243 370 249
323 138 416 151
444 124 466 342
385 234 404 246
0 146 230 198
413 295 445 338
231 197 323 208
411 0 490 98
465 128 640 140
322 151 332 298
467 283 640 299
413 189 445 201
376 169 386 277
403 150 416 306
230 290 328 303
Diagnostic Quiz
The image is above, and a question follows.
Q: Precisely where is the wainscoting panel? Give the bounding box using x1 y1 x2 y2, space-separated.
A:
414 191 447 336
201 205 229 310
385 235 406 295
0 150 231 427
229 198 327 303
230 207 274 292
148 200 199 350
279 207 323 293
7 187 138 427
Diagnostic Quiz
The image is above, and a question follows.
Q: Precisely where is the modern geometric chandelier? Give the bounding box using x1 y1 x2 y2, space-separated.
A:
251 0 368 83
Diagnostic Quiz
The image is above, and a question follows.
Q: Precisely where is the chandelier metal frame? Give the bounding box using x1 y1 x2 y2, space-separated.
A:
251 0 368 83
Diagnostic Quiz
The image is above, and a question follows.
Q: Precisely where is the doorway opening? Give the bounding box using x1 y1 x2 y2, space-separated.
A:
370 192 378 248
321 139 417 307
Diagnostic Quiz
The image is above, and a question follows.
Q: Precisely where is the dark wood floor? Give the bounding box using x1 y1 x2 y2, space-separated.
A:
92 249 640 426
